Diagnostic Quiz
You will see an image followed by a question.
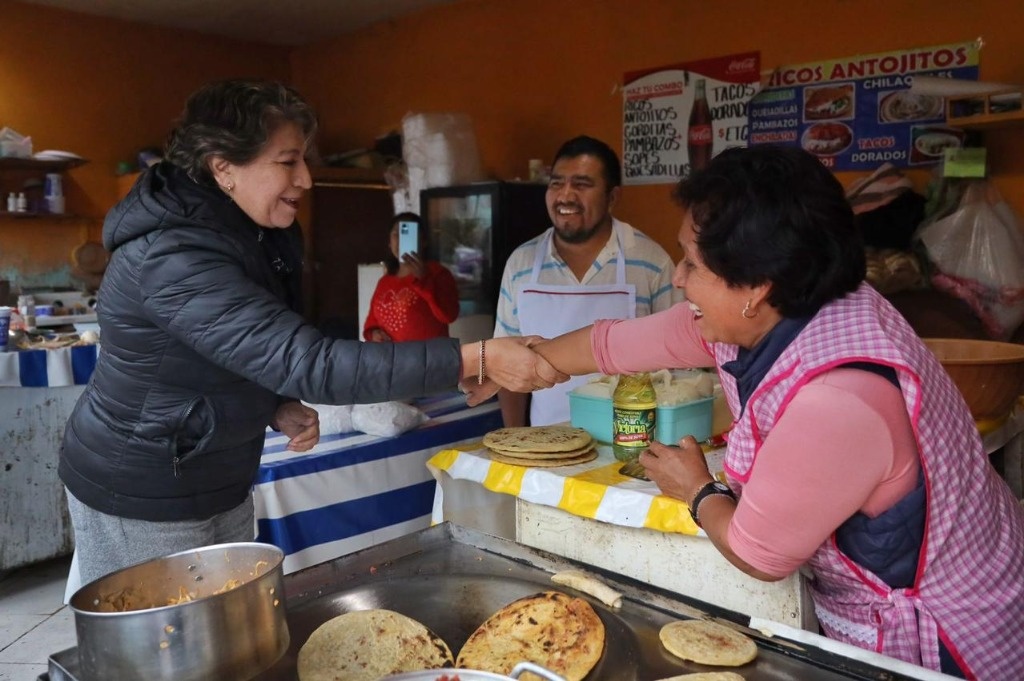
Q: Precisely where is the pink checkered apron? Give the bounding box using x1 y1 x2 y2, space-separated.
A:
715 284 1024 679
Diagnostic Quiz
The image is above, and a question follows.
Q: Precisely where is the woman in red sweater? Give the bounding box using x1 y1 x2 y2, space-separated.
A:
364 212 460 342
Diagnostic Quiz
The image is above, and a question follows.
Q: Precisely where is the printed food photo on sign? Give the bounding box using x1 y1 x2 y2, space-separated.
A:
802 83 855 120
910 125 964 165
801 121 854 157
878 90 944 123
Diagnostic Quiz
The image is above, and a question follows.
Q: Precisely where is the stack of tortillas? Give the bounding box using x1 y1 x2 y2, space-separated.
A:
659 619 758 668
297 609 454 681
482 426 597 467
457 591 605 681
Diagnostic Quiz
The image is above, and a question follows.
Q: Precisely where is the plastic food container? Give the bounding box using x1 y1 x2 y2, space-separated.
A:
569 391 713 445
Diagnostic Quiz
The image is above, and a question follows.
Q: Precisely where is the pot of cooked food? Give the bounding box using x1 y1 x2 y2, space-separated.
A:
69 542 288 681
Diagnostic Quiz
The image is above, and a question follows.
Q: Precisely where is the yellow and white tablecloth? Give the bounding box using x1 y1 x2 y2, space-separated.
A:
428 444 727 537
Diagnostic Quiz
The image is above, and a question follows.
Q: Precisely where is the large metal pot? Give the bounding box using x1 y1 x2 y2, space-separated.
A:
69 542 288 681
383 662 567 681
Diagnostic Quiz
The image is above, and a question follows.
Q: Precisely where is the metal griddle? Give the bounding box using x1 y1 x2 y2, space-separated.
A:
46 523 918 680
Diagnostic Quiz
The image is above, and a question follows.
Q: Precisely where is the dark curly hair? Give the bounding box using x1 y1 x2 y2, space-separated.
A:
673 145 864 317
165 79 318 186
551 135 622 189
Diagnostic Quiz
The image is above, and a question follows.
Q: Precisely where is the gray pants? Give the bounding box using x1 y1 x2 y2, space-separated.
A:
65 490 255 594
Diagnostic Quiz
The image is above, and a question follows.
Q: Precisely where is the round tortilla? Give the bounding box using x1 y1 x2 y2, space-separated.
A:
488 448 597 468
297 609 454 681
486 443 595 460
659 620 757 667
482 426 592 453
456 591 604 681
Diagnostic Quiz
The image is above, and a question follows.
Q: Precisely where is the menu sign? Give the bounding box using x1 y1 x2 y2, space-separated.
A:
749 42 980 171
622 52 761 185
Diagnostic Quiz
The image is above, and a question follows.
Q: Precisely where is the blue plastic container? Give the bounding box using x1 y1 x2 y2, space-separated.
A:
569 391 714 445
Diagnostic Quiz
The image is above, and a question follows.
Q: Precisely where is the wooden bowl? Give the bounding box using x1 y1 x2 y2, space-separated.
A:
923 338 1024 421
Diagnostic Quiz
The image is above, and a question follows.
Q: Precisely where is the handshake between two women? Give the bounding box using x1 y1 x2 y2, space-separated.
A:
459 336 567 406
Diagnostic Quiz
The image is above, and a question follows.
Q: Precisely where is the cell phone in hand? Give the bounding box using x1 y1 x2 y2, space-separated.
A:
398 220 419 258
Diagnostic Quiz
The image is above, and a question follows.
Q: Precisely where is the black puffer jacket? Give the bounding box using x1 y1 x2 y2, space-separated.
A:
60 163 461 521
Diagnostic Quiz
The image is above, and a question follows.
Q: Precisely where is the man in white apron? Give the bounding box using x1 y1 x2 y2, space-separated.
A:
493 136 680 426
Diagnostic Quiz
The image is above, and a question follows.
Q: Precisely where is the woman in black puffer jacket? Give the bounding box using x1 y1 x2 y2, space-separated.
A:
60 79 565 588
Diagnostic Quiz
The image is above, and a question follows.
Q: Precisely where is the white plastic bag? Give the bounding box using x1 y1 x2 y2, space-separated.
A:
305 403 354 435
917 181 1024 339
351 401 428 437
401 112 485 213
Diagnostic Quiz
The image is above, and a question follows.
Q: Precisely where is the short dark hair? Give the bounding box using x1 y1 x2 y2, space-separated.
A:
673 145 864 317
165 79 318 185
551 135 622 189
384 212 423 274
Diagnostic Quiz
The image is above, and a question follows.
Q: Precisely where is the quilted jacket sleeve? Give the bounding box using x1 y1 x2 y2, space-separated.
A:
138 227 461 405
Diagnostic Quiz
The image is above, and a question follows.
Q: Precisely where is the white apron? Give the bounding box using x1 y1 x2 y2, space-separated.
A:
517 223 636 426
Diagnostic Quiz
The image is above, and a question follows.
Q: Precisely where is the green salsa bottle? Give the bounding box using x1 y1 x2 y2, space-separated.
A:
612 372 657 462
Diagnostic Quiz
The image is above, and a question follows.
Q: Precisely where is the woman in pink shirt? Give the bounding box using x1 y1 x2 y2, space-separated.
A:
501 146 1024 679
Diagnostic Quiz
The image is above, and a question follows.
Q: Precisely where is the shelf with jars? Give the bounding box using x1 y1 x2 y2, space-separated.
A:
946 87 1024 130
0 155 87 220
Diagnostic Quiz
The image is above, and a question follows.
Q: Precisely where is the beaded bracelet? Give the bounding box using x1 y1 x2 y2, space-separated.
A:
477 339 487 385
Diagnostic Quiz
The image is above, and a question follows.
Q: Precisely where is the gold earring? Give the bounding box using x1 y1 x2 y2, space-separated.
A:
226 182 234 192
742 300 758 319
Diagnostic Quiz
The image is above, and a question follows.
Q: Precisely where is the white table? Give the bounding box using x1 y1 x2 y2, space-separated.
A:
0 345 97 572
0 385 84 571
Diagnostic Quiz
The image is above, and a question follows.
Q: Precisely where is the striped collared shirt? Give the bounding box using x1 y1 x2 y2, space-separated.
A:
494 218 682 337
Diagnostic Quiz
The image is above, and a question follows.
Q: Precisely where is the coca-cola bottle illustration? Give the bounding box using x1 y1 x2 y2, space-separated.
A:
687 78 713 173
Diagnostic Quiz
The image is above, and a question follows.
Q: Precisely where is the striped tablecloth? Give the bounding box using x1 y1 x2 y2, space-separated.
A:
0 344 97 387
428 444 729 537
254 393 503 574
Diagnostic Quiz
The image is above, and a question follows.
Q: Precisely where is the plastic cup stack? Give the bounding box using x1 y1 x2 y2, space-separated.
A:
44 173 64 214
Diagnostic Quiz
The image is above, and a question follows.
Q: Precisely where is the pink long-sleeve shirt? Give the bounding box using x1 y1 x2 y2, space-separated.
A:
592 307 919 578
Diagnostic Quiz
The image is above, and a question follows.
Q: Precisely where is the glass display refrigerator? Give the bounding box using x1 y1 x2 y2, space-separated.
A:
420 181 549 341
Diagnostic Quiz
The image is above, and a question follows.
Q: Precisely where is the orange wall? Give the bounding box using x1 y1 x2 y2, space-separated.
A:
0 0 290 291
293 0 1024 255
5 0 1024 290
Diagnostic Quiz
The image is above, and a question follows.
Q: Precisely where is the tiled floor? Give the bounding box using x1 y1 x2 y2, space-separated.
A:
0 556 75 681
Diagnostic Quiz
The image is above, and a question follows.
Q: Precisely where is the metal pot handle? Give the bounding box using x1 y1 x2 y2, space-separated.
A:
508 662 567 681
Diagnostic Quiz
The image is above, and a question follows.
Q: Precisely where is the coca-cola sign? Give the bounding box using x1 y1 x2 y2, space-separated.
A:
622 51 761 185
688 125 712 144
728 57 757 74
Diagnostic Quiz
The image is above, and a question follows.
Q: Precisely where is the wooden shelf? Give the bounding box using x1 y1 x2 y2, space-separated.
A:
0 210 80 220
0 156 87 172
947 87 1024 130
311 166 389 189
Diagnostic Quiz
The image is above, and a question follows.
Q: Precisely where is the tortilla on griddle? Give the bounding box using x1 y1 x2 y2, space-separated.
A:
659 619 757 667
488 447 597 468
297 609 454 681
483 426 592 453
456 591 604 681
